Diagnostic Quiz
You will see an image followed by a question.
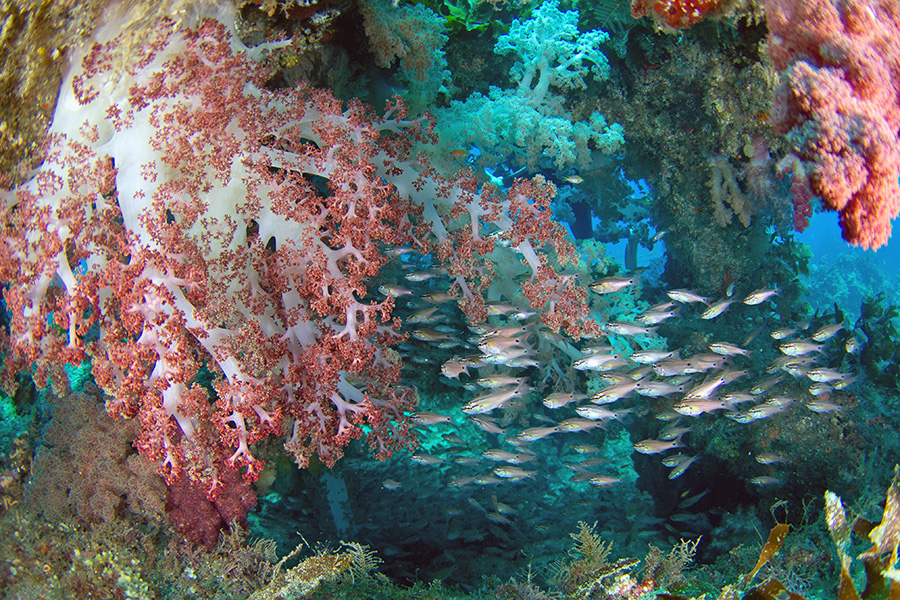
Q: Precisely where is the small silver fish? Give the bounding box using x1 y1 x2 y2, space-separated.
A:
486 512 513 524
477 375 527 388
407 306 443 324
633 437 683 454
576 405 621 421
646 301 676 312
770 327 797 340
806 399 844 413
750 374 784 394
410 454 444 465
478 335 526 355
767 355 816 373
659 426 692 441
653 359 696 377
515 426 560 442
605 321 655 336
441 358 470 380
812 322 843 342
779 340 825 356
573 353 622 371
682 374 729 401
720 392 756 404
726 411 759 424
667 455 697 480
486 303 519 316
806 368 846 383
749 476 782 486
482 449 533 464
629 350 675 365
556 418 602 433
708 342 750 357
667 289 709 304
662 453 691 467
481 325 528 338
745 398 793 420
542 392 584 409
412 328 452 342
636 309 679 325
635 381 683 398
571 444 602 454
754 453 784 465
467 415 506 435
461 388 521 415
673 399 731 417
700 298 733 320
492 466 537 480
421 291 455 303
589 475 623 487
410 411 452 425
448 476 476 488
589 275 635 295
743 286 778 305
379 283 413 297
502 356 541 368
442 433 466 445
590 382 638 404
833 375 857 389
808 383 833 397
474 474 503 486
404 270 439 282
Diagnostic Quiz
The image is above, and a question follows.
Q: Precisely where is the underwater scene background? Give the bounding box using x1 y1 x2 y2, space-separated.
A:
1 0 900 598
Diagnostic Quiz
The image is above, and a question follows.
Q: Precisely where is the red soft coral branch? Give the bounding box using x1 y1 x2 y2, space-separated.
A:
766 0 900 249
1 14 422 492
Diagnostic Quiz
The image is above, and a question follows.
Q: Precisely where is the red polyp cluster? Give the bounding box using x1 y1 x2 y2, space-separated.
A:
652 0 721 29
766 0 900 249
0 14 428 494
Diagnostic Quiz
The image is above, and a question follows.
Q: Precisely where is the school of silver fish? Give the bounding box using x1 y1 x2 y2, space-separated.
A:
384 261 858 522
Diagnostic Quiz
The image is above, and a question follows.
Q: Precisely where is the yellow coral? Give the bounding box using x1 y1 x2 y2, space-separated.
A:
708 155 752 228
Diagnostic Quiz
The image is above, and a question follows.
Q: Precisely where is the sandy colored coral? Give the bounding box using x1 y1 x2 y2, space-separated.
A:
26 384 167 526
0 0 230 188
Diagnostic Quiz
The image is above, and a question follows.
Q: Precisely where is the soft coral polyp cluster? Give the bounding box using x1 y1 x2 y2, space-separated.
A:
652 0 722 29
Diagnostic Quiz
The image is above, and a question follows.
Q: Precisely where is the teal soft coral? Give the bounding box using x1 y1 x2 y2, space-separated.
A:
433 0 623 172
496 0 611 107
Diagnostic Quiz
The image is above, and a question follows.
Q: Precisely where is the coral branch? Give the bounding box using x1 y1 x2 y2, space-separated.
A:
766 0 900 249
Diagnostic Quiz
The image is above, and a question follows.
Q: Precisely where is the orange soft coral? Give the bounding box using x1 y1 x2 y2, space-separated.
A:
651 0 722 29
